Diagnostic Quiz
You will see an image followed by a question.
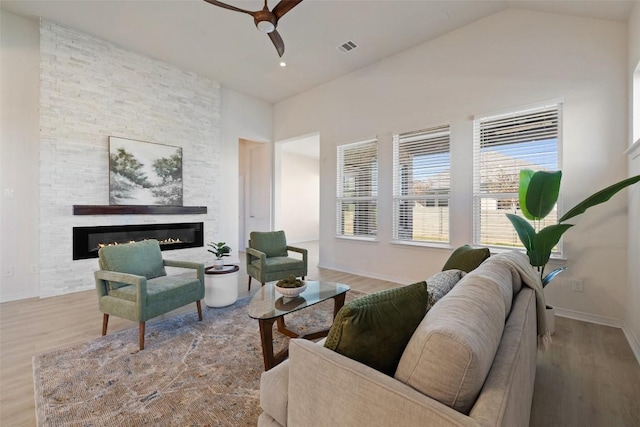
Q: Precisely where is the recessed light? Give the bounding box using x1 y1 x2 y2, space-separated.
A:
279 62 286 67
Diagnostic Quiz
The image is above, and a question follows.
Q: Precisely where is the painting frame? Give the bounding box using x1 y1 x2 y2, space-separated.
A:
108 136 183 206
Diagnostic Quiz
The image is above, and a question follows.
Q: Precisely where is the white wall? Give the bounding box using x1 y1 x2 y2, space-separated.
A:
220 88 273 260
274 9 630 322
279 151 319 243
37 20 221 297
0 11 273 301
626 1 640 361
0 10 40 301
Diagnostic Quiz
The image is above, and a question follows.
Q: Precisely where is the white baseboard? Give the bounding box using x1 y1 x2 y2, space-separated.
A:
39 284 94 299
554 307 624 328
622 325 640 366
553 307 639 365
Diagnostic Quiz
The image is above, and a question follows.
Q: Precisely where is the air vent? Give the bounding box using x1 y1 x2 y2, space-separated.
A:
337 40 358 53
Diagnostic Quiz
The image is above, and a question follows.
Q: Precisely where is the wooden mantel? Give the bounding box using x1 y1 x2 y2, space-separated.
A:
73 205 207 215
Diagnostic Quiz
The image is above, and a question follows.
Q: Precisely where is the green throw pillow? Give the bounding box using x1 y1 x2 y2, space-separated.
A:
442 244 490 273
324 281 432 376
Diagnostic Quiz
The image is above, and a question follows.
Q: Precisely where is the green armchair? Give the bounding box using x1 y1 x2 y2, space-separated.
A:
94 239 204 350
246 230 307 291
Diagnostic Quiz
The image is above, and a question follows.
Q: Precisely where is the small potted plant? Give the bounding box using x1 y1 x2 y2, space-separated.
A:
275 275 307 297
208 242 231 270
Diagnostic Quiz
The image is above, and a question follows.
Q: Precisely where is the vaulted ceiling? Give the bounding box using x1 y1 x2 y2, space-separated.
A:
1 0 635 104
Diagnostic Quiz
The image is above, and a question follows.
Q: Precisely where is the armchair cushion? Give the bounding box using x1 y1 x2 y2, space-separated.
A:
99 239 166 289
252 257 306 273
109 273 201 303
250 231 289 258
324 281 432 376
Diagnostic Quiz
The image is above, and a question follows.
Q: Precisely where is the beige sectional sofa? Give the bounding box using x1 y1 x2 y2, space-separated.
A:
258 252 542 427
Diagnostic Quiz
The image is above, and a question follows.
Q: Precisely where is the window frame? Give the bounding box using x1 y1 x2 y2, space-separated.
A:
392 125 451 245
472 102 563 252
336 138 379 241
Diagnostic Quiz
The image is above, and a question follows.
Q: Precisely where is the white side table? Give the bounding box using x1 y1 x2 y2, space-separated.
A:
204 265 239 308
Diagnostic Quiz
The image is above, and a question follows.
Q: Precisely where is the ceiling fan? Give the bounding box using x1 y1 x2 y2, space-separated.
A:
203 0 304 57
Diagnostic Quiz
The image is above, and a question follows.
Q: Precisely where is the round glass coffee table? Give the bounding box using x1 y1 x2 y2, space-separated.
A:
248 280 350 370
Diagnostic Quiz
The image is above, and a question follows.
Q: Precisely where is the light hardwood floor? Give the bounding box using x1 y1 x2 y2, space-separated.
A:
1 242 639 426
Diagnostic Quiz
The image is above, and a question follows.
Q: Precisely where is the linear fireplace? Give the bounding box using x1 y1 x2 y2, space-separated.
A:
73 222 204 260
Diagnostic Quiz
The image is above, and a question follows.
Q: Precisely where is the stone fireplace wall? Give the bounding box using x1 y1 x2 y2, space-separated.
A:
39 21 221 297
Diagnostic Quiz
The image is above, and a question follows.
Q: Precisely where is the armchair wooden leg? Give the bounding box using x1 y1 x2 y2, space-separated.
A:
248 276 252 291
139 322 145 350
102 314 109 336
196 300 203 321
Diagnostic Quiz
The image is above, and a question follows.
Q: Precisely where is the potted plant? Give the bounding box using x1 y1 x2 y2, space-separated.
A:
275 275 307 297
506 170 640 332
207 241 231 270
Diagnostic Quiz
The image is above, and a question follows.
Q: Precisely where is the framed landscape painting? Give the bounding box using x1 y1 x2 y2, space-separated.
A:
109 136 183 206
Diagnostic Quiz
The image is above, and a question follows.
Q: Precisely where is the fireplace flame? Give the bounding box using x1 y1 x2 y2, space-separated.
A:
97 238 183 250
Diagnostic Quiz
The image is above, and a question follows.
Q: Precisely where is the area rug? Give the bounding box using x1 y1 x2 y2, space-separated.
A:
33 291 363 427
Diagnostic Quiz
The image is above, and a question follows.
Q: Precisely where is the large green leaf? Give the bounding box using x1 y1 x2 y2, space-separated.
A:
525 171 562 220
506 213 535 251
531 224 574 267
518 169 536 220
542 266 567 288
558 174 640 223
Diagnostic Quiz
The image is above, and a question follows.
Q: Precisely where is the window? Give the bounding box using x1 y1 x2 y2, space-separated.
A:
393 125 451 244
336 139 378 239
473 103 561 248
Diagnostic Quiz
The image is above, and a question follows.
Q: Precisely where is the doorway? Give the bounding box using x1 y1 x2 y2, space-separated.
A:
238 139 271 250
274 133 320 244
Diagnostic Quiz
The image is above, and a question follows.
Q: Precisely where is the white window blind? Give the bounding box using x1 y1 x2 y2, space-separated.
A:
473 104 562 248
393 125 451 243
336 139 378 239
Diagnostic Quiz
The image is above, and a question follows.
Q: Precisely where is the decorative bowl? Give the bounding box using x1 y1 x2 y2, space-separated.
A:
275 282 307 297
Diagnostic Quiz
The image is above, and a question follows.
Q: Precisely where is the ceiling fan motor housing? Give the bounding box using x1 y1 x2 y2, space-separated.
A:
254 11 277 33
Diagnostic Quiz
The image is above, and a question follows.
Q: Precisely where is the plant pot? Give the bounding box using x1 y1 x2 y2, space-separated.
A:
275 283 307 297
545 304 556 335
212 259 224 270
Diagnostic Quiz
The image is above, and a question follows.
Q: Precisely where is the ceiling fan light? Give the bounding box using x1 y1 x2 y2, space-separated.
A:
257 20 275 33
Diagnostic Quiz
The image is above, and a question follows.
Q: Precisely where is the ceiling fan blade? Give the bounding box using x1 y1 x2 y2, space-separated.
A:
203 0 256 17
272 0 303 20
268 29 285 57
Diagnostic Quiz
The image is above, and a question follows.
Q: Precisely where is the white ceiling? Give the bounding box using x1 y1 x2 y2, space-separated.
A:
1 0 636 104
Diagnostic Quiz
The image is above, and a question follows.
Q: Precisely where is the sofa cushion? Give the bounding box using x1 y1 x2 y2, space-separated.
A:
442 245 490 273
426 269 466 307
395 271 509 414
324 281 432 376
99 239 167 289
250 231 289 258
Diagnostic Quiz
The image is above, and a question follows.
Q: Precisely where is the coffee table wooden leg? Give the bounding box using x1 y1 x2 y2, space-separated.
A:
257 290 349 371
258 317 277 370
333 293 346 318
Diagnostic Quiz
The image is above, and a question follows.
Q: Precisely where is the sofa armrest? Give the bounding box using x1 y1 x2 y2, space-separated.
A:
260 360 290 426
287 340 480 427
163 259 204 283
